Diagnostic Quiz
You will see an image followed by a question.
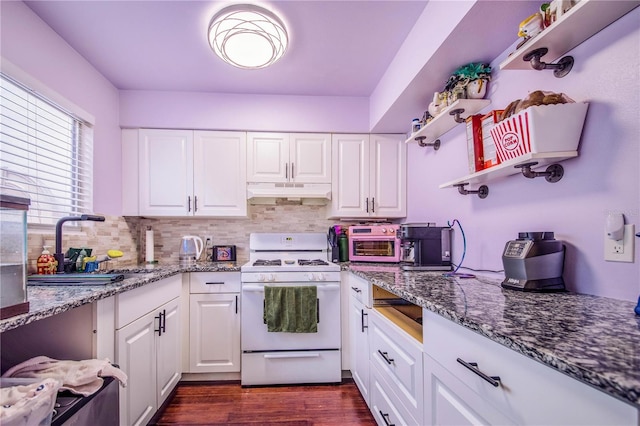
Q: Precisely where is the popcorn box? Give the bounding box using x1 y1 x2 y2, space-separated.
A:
490 103 589 163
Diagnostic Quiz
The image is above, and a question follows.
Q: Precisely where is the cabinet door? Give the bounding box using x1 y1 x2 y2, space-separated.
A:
331 134 370 218
423 353 513 426
156 297 181 407
116 310 158 426
369 134 406 218
247 132 289 182
189 293 240 373
139 129 194 216
349 296 370 407
289 133 331 183
193 131 247 217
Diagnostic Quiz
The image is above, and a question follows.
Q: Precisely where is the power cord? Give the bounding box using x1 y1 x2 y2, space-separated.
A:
443 219 474 278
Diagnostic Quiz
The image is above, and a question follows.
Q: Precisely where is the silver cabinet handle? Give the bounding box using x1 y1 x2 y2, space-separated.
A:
285 163 288 179
187 196 191 212
291 163 294 179
350 286 362 293
457 358 501 387
194 195 198 212
372 197 375 213
365 197 369 213
206 282 225 285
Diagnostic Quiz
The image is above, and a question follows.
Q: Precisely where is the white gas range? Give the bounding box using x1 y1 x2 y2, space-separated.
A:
240 233 341 386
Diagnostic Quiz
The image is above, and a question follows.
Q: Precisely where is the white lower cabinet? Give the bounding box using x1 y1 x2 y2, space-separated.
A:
369 308 423 425
188 272 241 373
349 294 371 407
115 275 182 426
422 309 638 426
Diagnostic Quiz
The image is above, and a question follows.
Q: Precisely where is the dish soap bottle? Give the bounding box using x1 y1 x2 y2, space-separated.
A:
76 248 87 272
37 246 56 275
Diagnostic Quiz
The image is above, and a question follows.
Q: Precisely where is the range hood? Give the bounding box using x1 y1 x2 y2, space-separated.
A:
247 182 331 204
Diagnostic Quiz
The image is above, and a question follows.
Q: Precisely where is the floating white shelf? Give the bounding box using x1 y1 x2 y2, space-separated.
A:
500 0 640 71
439 151 578 189
405 99 491 145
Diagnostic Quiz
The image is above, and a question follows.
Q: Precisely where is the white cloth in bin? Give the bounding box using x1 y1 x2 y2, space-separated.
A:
2 356 127 397
0 377 61 426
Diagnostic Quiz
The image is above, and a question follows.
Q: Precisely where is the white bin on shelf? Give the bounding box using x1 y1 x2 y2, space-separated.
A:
490 102 589 162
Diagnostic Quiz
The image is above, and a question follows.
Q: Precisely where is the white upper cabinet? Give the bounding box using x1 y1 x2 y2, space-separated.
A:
193 131 247 217
331 134 406 218
247 132 331 183
136 129 247 217
139 129 194 216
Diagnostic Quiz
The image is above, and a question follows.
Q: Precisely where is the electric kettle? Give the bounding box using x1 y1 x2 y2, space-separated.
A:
179 235 203 266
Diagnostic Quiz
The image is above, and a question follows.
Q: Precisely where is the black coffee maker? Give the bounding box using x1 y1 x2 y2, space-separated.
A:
399 223 452 271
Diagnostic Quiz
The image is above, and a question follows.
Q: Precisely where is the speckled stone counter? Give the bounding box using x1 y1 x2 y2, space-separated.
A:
347 263 640 408
0 262 242 333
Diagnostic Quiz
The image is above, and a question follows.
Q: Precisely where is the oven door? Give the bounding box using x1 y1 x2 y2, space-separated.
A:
349 237 400 262
241 281 341 351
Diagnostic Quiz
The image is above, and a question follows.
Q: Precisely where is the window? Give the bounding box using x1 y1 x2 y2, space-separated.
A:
0 73 93 225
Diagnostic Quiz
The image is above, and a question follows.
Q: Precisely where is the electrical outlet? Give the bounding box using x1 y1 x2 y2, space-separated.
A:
604 224 635 262
204 235 214 247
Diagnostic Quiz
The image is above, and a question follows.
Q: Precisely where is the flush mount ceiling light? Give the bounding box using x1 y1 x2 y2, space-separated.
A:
208 4 289 69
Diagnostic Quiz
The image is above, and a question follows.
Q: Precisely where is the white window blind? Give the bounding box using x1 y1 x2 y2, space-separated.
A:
0 73 93 225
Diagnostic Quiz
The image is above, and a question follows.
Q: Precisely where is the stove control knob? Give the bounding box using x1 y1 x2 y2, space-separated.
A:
258 274 266 282
316 273 325 281
381 228 387 233
267 274 275 282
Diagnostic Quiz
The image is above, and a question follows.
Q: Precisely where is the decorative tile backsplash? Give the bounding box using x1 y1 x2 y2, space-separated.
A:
27 202 346 271
138 202 341 264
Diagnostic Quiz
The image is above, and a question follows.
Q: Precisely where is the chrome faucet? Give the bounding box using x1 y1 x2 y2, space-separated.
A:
54 214 105 273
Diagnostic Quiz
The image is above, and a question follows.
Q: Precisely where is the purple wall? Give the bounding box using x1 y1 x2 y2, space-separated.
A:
119 91 369 133
405 8 640 301
0 1 122 215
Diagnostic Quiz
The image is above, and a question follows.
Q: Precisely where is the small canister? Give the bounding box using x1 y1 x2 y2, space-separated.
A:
37 246 57 275
411 118 421 133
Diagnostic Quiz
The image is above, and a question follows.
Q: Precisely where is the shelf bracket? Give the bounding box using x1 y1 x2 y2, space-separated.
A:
454 183 489 199
514 162 564 183
522 47 574 78
414 136 440 150
449 108 466 124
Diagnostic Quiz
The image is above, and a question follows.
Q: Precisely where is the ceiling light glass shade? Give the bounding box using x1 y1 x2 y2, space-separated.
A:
208 4 288 69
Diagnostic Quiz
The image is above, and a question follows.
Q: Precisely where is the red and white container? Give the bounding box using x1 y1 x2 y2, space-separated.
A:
490 102 589 163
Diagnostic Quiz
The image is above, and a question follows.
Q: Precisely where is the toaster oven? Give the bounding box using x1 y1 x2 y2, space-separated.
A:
348 224 400 262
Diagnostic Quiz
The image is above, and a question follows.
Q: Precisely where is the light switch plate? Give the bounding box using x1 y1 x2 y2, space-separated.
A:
604 224 635 262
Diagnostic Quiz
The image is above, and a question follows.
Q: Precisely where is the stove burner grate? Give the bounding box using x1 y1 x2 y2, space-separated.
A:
253 259 282 266
298 259 330 266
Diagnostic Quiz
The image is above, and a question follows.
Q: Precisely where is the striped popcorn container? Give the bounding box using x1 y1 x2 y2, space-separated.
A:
490 102 589 163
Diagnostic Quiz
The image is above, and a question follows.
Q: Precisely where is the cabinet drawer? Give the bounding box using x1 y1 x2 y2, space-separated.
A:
423 310 637 425
116 275 181 329
370 308 423 423
189 272 240 293
347 273 371 308
371 367 418 426
423 352 514 426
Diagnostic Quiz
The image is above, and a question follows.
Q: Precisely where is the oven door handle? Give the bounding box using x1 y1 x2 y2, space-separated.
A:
242 284 340 292
263 353 321 359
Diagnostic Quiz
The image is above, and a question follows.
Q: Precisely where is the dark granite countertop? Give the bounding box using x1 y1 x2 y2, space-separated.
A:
346 263 640 408
0 262 242 333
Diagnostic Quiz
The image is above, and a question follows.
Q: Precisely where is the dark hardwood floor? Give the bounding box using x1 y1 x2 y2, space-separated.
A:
151 381 376 425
